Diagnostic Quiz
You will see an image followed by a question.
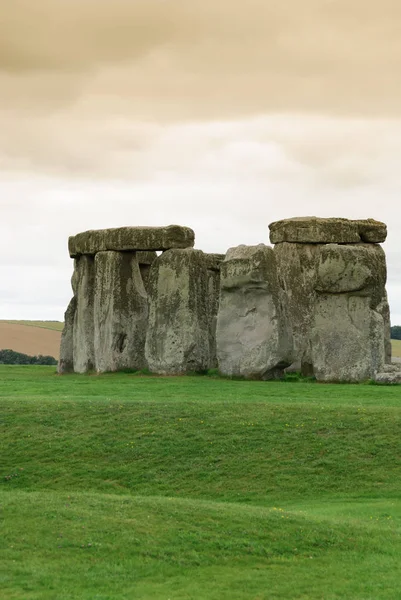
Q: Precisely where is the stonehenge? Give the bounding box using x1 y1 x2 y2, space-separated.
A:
59 217 398 383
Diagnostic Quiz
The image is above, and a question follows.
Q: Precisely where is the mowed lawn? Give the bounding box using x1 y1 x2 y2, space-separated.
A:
1 367 401 599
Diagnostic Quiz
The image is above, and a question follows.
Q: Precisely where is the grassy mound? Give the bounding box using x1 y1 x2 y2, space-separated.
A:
1 367 401 599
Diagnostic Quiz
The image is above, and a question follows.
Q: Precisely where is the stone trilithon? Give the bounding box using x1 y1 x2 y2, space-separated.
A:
59 217 398 383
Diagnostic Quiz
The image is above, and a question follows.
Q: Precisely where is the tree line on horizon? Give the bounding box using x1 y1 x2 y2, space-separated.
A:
391 326 401 340
0 349 57 365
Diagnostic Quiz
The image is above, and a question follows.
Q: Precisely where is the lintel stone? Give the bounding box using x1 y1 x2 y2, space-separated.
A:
69 225 195 257
269 217 387 245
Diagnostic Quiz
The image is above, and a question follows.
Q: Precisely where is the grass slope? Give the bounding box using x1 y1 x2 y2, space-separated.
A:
2 367 401 599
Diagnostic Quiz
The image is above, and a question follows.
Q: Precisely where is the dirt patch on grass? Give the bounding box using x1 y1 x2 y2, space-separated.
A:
0 323 61 359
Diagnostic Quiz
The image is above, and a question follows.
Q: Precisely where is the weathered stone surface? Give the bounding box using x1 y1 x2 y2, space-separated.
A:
375 371 401 384
355 219 387 243
69 225 195 257
137 251 157 294
377 293 392 364
315 243 387 298
311 295 385 382
216 244 293 379
204 254 225 369
269 217 387 245
273 242 320 373
145 249 210 374
58 296 76 374
72 255 96 373
94 251 148 373
311 244 388 382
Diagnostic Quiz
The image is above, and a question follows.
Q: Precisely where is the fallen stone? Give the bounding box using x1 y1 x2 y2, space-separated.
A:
94 251 148 372
375 371 401 384
269 217 387 245
216 244 293 379
145 249 210 374
69 225 195 257
72 255 96 373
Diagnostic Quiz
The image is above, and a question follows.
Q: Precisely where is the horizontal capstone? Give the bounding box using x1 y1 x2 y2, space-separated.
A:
69 225 195 257
269 217 387 244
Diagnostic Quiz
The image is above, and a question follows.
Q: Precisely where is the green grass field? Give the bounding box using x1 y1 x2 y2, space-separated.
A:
2 367 401 599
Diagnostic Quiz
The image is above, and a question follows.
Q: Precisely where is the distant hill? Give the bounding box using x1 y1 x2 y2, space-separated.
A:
0 321 62 359
1 320 64 331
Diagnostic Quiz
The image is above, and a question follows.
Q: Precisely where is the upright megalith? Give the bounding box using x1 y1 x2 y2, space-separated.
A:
216 244 293 379
58 297 76 374
60 224 194 374
270 216 390 382
69 225 195 257
311 243 388 382
72 255 96 374
145 249 210 374
94 251 148 372
273 242 320 374
204 253 225 368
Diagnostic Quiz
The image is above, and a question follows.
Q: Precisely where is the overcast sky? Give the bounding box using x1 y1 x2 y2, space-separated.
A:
1 0 400 324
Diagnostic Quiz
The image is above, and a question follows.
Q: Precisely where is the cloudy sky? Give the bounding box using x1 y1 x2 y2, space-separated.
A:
1 0 400 324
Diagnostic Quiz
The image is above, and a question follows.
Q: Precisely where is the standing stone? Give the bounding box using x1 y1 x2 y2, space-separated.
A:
216 244 293 379
72 255 96 373
311 244 387 382
58 296 77 374
204 254 225 369
94 251 148 373
145 249 210 374
274 242 320 374
377 293 392 364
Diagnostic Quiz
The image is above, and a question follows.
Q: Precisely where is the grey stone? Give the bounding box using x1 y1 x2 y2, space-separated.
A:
205 254 225 369
377 293 392 364
355 219 387 243
58 296 76 374
311 295 385 382
315 243 387 299
72 255 96 373
145 249 210 374
69 225 195 257
375 371 401 384
137 251 157 294
311 244 388 382
273 242 320 373
216 244 293 379
94 251 148 373
269 217 387 245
